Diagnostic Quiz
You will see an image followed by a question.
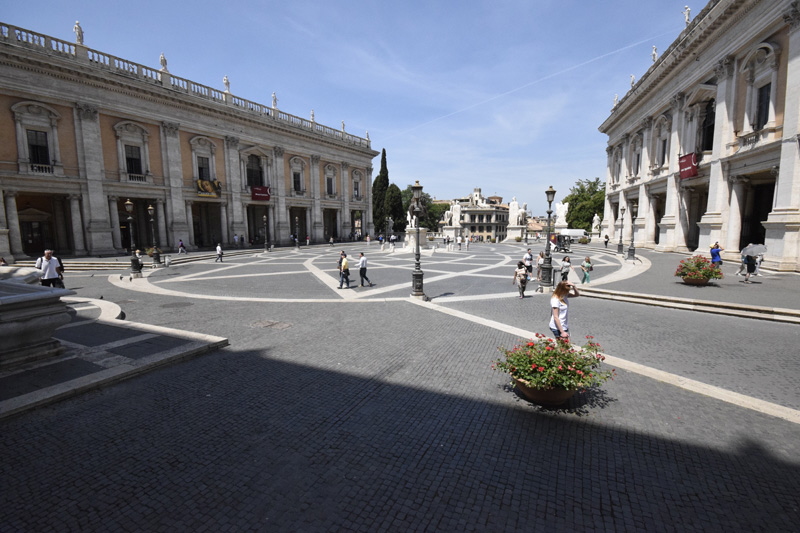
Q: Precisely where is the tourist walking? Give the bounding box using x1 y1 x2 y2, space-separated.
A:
358 252 373 287
604 234 609 248
743 255 757 283
549 280 580 340
338 251 351 289
560 256 573 281
35 249 65 288
215 243 223 262
178 239 187 254
512 261 528 298
523 248 533 279
536 251 545 281
0 257 8 266
580 256 593 284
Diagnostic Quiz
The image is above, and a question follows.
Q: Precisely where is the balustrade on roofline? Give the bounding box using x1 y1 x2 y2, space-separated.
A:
0 22 371 149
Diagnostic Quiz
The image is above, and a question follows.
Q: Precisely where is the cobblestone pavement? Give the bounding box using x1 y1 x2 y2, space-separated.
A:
1 243 799 531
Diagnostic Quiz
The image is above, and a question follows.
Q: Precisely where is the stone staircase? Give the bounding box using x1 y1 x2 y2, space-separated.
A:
13 249 261 272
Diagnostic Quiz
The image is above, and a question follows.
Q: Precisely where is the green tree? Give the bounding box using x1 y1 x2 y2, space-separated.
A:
400 184 440 231
372 149 389 233
561 178 606 231
384 184 404 232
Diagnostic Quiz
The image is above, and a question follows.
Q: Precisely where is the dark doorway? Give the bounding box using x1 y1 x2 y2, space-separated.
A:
740 182 774 248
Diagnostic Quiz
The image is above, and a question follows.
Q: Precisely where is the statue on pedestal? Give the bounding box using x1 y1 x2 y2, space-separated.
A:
592 213 602 233
508 197 520 226
73 21 84 45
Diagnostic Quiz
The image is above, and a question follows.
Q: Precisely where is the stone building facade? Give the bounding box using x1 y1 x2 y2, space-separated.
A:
0 22 378 260
599 0 800 271
442 188 509 241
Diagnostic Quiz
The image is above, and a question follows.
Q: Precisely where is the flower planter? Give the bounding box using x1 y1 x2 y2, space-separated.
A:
515 379 576 406
682 277 710 286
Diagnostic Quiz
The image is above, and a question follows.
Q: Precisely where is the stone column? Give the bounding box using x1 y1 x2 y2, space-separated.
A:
0 190 9 260
365 165 374 237
185 200 195 248
74 103 115 255
725 176 749 252
699 58 735 249
4 192 24 257
68 194 87 255
162 122 189 246
224 136 246 238
220 202 229 244
108 196 122 250
341 162 351 237
273 147 288 241
644 192 658 247
311 155 323 241
156 200 167 249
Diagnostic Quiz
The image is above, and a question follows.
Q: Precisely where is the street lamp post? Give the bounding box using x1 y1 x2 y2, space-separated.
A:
627 203 637 260
264 215 269 252
410 181 427 300
147 204 159 263
617 206 626 254
124 199 136 254
540 186 557 289
294 216 300 250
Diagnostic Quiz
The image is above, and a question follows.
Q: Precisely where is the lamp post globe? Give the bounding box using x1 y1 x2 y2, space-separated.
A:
618 206 626 255
410 181 427 300
540 186 556 289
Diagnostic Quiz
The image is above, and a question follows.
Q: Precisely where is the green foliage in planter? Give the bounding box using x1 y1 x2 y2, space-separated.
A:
674 255 723 280
494 334 615 390
515 236 522 242
578 237 590 244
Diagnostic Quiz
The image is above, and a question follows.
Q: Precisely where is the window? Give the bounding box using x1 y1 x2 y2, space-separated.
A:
612 148 623 182
246 155 263 187
353 180 360 198
198 157 211 180
742 43 779 134
125 145 143 176
652 114 672 170
326 176 335 195
12 101 63 175
115 121 151 182
290 157 305 194
324 164 336 196
754 83 770 131
27 130 50 170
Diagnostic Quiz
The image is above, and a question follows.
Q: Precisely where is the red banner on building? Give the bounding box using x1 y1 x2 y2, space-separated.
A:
679 153 698 179
251 186 271 201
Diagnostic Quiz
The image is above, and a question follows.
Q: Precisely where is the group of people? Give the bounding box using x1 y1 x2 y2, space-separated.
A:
710 242 763 283
336 251 373 289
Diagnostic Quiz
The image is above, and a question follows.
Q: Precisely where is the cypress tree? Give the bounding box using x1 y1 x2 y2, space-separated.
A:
372 149 389 234
384 183 404 232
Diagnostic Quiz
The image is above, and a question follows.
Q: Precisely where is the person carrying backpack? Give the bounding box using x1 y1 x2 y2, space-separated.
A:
35 249 65 288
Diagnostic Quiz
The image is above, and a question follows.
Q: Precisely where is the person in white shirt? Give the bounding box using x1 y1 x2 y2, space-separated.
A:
35 249 64 287
358 252 373 287
549 281 580 339
215 243 223 262
523 248 533 279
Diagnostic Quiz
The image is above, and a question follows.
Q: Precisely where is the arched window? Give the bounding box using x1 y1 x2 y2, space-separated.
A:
189 136 217 181
290 157 305 194
325 164 337 196
114 121 151 183
11 101 64 176
741 43 780 132
628 134 643 178
652 114 672 170
352 169 362 200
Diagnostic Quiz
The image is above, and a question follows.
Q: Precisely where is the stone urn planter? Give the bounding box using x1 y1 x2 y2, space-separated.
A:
681 277 710 286
515 379 576 406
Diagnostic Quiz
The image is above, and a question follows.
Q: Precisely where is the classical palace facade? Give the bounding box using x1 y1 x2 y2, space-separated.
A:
599 0 800 271
0 22 378 260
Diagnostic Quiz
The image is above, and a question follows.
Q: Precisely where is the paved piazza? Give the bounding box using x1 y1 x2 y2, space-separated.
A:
2 243 799 531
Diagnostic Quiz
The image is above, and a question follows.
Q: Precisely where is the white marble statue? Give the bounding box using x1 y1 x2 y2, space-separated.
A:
652 45 658 62
555 202 569 222
310 109 315 122
443 210 452 226
73 21 84 45
592 213 601 232
683 5 691 26
630 74 636 88
159 53 168 72
520 203 528 225
223 75 230 92
272 92 278 109
451 201 462 226
508 197 520 227
407 208 417 229
613 94 619 107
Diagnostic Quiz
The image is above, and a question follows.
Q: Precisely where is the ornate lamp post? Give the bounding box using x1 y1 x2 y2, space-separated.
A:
627 203 637 260
147 204 159 263
540 186 557 288
264 215 269 252
617 206 626 254
410 181 427 300
294 216 300 250
124 199 136 254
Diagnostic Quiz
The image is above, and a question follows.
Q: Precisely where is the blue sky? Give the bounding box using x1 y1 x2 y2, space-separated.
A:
4 0 696 214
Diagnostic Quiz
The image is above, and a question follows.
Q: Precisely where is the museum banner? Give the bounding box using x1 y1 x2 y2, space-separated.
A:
251 186 271 201
197 179 222 197
679 153 698 179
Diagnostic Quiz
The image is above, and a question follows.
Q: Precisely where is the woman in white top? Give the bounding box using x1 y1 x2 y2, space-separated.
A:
536 251 545 281
549 280 580 339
